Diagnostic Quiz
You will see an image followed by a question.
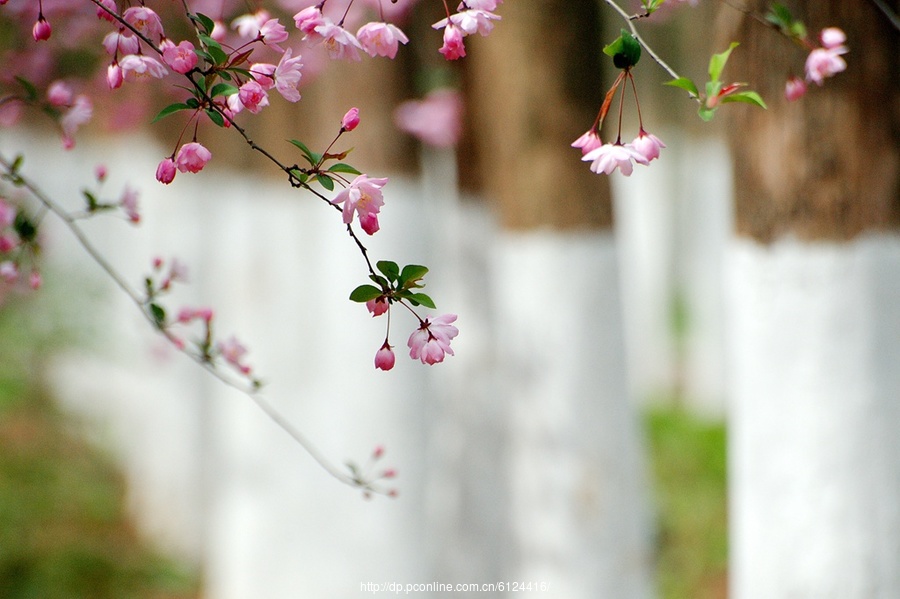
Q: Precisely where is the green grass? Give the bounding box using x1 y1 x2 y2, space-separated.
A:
0 295 199 599
645 406 728 599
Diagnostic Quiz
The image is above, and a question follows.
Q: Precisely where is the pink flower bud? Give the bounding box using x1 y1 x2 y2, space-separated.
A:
156 157 176 184
372 445 385 459
33 17 51 41
107 63 124 89
366 297 389 317
174 142 211 174
96 0 117 22
47 81 73 107
784 76 807 102
95 164 107 182
381 468 397 479
819 27 846 50
341 107 360 131
29 270 41 290
375 342 395 371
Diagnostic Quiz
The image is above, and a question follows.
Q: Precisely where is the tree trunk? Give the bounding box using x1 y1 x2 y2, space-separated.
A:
723 2 900 596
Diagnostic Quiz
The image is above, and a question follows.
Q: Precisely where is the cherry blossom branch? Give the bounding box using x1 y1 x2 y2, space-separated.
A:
0 151 372 491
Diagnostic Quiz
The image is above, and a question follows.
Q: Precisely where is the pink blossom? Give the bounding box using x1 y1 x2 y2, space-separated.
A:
119 55 169 81
0 261 17 283
232 10 270 39
175 142 211 173
238 80 269 114
820 27 847 50
460 0 502 9
331 174 388 234
162 40 198 74
381 468 397 478
374 342 396 371
372 444 385 459
95 164 107 182
28 270 41 290
785 76 807 101
273 48 303 102
571 129 602 155
106 63 124 89
218 336 252 374
629 130 665 163
356 22 409 59
367 297 389 316
259 18 289 51
341 107 360 131
407 313 459 365
437 24 466 60
177 306 213 323
156 157 176 184
119 185 140 223
250 63 276 89
805 47 847 85
0 200 16 228
0 235 17 253
47 81 73 106
393 89 463 147
582 142 644 176
33 17 51 41
96 0 117 22
447 9 501 37
316 22 364 61
103 31 140 56
294 7 327 40
60 95 93 149
211 20 227 42
123 6 165 40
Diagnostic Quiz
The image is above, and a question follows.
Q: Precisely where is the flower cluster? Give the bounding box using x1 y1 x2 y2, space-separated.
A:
432 0 503 60
786 27 847 101
346 444 399 499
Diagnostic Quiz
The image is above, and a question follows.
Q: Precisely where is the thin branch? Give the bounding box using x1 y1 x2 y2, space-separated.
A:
0 152 359 489
602 0 683 81
869 0 900 31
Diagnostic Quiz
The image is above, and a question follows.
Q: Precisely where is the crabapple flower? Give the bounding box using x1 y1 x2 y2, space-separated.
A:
218 336 252 375
156 157 176 183
119 186 140 224
33 16 51 41
437 24 466 60
367 297 389 316
294 7 327 39
238 80 269 114
47 81 73 107
250 63 276 89
273 48 303 102
582 142 644 176
341 107 360 131
119 55 168 82
407 314 459 365
394 89 463 147
316 22 364 61
123 6 165 41
0 201 15 228
162 41 198 74
96 0 117 22
805 46 847 86
820 27 847 50
785 76 807 101
571 129 603 155
331 174 388 235
60 95 93 149
374 342 396 371
107 63 123 89
175 142 211 174
0 261 18 283
630 130 665 163
103 31 140 56
356 22 409 59
446 9 501 37
259 19 289 51
232 11 269 39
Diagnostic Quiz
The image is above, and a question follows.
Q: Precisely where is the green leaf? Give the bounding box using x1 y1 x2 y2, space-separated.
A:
327 163 362 175
665 77 699 97
369 274 389 289
152 103 192 123
191 12 215 35
209 83 238 98
149 303 166 327
407 292 436 310
205 109 225 127
82 190 98 210
315 174 334 191
399 264 428 288
720 90 767 109
697 105 717 122
14 212 36 242
185 97 201 109
288 139 321 166
603 29 642 70
14 76 38 101
349 284 384 303
708 42 739 83
376 260 400 282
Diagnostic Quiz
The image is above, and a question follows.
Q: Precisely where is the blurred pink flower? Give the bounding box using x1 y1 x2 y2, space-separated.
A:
60 95 93 149
805 46 846 85
218 336 252 374
394 89 463 148
316 22 363 61
784 76 807 101
47 81 73 106
123 6 165 40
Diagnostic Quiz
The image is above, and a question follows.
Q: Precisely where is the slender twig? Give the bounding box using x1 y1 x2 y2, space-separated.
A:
869 0 900 31
0 152 358 489
602 0 682 81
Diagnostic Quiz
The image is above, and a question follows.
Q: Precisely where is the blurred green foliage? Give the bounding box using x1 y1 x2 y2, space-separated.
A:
645 406 728 599
0 295 198 599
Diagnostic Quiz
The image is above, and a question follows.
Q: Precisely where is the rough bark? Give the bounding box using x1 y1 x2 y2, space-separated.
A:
724 0 900 241
467 0 614 230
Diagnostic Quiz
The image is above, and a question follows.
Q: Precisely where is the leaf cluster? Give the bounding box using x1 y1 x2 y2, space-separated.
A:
349 261 435 310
